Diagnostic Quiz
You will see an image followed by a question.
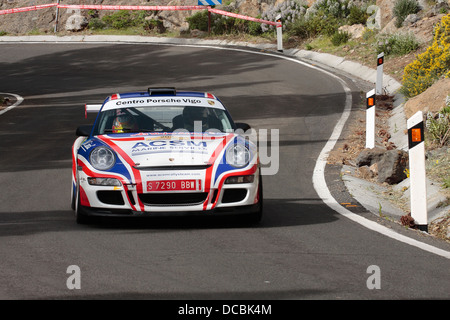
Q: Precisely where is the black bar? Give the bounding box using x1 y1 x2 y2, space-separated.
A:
408 121 424 149
377 56 384 66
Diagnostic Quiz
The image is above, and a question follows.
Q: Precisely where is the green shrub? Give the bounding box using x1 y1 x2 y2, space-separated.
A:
87 10 99 19
307 14 340 37
393 0 420 28
260 0 308 33
101 10 149 30
247 20 262 36
143 19 165 33
376 32 419 56
88 18 106 30
347 5 369 25
362 27 377 41
311 0 351 19
331 30 350 46
426 106 450 147
288 14 340 39
186 10 209 31
186 10 262 35
289 17 313 39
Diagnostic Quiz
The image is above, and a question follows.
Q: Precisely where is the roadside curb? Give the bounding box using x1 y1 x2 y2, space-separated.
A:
0 92 23 115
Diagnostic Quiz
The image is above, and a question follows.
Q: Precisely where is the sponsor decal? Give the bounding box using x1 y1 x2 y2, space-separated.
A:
115 98 202 105
131 140 208 156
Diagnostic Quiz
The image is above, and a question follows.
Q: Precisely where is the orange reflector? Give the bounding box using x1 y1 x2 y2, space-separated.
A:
411 128 422 142
367 97 375 106
378 58 383 65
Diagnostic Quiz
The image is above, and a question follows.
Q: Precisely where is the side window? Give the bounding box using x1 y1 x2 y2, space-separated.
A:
98 110 116 134
214 109 232 132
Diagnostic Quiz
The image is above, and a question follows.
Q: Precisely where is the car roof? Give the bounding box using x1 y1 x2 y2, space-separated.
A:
99 88 224 112
104 88 217 102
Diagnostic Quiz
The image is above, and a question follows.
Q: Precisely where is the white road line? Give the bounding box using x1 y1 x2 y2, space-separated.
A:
305 63 450 260
0 92 24 115
187 46 450 259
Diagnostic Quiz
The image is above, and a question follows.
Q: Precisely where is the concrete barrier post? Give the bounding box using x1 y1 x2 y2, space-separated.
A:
275 15 282 52
376 52 384 95
366 89 376 149
407 111 428 232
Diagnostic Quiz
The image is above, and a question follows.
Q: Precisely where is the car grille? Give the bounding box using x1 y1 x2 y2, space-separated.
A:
97 191 125 205
221 189 247 203
138 192 208 206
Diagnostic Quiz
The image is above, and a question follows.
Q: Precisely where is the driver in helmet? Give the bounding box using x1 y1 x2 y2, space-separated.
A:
112 113 139 133
182 106 208 132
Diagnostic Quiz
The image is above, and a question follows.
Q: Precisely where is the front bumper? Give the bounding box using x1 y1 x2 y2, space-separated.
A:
77 202 261 218
76 167 261 218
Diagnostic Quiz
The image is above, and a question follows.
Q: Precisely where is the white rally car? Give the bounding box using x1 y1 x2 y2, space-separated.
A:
72 88 262 224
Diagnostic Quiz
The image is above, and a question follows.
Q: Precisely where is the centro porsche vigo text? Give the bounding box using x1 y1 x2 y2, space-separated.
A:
71 88 262 224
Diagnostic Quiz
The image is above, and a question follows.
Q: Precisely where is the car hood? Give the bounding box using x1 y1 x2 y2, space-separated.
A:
98 133 236 168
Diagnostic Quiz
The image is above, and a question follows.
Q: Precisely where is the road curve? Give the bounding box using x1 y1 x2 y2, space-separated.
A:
0 42 449 300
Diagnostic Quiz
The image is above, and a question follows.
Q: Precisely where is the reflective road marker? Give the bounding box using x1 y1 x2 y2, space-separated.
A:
407 111 428 232
376 52 384 95
366 89 376 149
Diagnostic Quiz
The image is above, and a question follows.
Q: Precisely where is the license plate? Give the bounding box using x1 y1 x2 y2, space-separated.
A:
146 179 201 192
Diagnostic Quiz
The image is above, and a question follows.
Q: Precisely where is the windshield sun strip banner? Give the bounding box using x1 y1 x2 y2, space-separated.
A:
101 97 225 111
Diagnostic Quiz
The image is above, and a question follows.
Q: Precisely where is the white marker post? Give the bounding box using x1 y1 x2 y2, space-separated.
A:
407 111 428 232
275 15 283 52
376 52 384 95
366 89 376 149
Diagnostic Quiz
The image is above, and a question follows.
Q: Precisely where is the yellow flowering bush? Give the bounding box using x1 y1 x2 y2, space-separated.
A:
401 13 450 98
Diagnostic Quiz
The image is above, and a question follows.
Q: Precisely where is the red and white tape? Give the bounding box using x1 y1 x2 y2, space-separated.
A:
0 3 57 15
208 8 281 26
57 4 206 11
0 3 281 27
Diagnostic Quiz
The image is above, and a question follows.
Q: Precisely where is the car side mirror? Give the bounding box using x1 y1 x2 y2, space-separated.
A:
235 122 251 131
76 125 92 136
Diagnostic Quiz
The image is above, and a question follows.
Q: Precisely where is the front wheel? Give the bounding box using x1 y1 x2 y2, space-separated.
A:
245 175 263 224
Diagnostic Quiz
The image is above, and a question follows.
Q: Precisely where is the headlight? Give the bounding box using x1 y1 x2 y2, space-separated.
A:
225 175 254 184
226 144 250 168
90 146 116 171
88 177 121 186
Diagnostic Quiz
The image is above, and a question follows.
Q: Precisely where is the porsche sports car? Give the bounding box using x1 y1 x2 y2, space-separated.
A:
71 88 262 224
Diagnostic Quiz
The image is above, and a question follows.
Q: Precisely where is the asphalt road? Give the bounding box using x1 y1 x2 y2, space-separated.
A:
0 42 449 301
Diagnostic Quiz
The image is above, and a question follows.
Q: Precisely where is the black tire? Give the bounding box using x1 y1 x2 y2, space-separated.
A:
245 175 263 224
71 185 76 211
74 182 90 224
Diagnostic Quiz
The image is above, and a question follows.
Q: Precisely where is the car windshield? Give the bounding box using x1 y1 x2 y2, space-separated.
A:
93 105 234 135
